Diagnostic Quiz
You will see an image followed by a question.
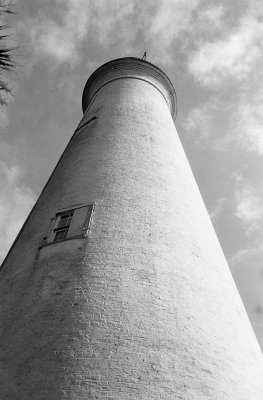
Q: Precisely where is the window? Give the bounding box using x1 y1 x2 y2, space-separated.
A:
42 203 95 246
85 116 97 125
74 107 102 136
75 115 97 134
57 212 73 229
54 228 68 242
53 211 74 242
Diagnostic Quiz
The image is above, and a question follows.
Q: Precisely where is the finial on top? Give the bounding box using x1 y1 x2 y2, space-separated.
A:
142 51 146 61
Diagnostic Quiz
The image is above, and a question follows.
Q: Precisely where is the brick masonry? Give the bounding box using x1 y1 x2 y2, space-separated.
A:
1 59 263 399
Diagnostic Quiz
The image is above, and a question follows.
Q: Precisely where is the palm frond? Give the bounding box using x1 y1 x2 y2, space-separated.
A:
0 47 15 69
0 1 16 105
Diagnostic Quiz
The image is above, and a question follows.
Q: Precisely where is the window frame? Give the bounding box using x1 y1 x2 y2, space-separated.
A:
40 203 95 247
52 210 74 242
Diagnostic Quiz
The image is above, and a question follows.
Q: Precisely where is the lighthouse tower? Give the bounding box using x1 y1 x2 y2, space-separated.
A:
1 57 263 399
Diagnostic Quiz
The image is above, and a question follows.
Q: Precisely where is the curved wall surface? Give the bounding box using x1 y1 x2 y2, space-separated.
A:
1 58 263 399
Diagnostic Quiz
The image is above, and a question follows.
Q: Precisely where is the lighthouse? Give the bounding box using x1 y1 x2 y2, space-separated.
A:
1 57 263 399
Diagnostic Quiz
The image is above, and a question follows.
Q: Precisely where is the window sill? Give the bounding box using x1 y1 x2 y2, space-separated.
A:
39 233 87 249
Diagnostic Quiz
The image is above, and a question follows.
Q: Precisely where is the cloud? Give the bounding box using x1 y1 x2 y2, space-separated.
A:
0 162 35 263
188 8 263 86
183 98 232 149
189 4 225 38
184 76 263 156
209 197 226 220
18 0 204 67
20 0 91 65
229 247 255 265
183 101 214 142
228 172 263 340
0 107 9 129
197 4 225 28
228 242 263 341
230 83 263 155
232 173 263 237
147 0 201 64
90 0 202 64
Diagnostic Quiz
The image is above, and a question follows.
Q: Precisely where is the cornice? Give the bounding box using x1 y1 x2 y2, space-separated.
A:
82 57 177 119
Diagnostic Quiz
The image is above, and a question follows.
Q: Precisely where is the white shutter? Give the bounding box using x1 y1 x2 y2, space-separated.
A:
45 217 56 243
67 205 93 238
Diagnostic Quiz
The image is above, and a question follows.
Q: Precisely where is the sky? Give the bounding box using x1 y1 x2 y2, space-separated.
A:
1 0 263 350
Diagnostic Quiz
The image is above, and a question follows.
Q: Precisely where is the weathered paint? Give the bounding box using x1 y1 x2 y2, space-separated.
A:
1 57 263 399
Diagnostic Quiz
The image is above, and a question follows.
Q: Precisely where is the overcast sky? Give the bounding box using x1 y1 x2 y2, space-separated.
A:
1 0 263 350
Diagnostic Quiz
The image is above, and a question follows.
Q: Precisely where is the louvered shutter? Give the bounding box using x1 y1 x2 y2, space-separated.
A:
67 205 93 237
